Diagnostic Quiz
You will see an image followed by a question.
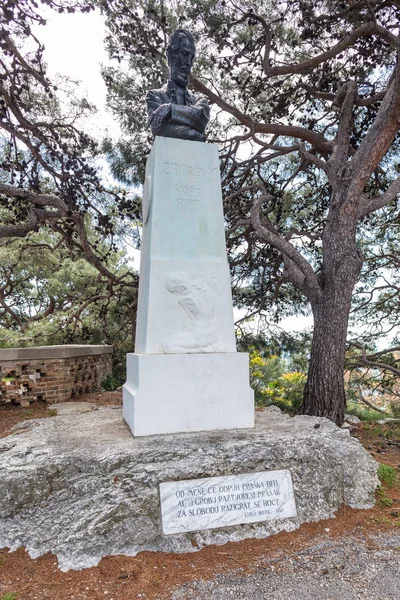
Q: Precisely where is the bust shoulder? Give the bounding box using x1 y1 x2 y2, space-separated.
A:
146 84 170 100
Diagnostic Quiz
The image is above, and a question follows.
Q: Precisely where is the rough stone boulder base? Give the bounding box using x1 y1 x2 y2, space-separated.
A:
0 407 378 571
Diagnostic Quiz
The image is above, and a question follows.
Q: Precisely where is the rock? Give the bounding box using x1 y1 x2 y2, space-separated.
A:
50 402 95 416
345 414 361 424
0 407 378 571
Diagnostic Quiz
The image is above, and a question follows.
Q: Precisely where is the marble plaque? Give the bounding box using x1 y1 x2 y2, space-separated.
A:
159 470 296 535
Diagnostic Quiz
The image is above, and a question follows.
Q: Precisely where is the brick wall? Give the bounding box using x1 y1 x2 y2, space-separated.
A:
0 345 113 406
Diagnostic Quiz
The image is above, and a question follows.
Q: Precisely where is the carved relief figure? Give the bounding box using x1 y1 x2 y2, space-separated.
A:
146 30 210 142
162 272 220 353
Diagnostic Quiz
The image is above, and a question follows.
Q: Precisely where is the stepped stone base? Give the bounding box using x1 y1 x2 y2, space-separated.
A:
0 407 378 571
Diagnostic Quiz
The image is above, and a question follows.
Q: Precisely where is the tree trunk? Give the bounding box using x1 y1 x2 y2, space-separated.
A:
301 200 363 426
302 293 351 426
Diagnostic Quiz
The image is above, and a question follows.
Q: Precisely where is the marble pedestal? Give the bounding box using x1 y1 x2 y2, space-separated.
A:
123 137 254 436
123 353 254 436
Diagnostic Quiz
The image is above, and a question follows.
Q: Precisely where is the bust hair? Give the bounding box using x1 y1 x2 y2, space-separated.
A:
167 29 195 64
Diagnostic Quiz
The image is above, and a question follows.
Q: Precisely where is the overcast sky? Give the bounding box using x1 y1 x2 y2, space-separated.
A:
34 8 117 135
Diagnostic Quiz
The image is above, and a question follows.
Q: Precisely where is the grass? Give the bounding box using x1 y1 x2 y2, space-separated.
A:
346 402 388 422
378 463 398 487
362 423 400 452
376 483 394 509
47 409 57 417
1 593 18 600
379 494 393 507
376 463 398 509
374 516 395 526
363 423 385 436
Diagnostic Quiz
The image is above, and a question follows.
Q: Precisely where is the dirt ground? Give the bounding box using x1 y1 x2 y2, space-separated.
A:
1 394 400 600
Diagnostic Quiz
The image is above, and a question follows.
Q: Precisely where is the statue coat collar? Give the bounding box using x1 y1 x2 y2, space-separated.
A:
166 79 194 105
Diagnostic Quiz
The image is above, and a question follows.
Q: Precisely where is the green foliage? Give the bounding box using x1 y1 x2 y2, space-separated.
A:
378 464 398 488
376 463 397 508
350 224 400 367
1 594 18 600
390 402 400 418
238 332 309 412
380 496 394 508
376 486 394 508
346 402 387 422
0 226 137 382
102 373 122 391
238 330 311 367
248 347 306 413
1 1 141 387
345 344 400 411
263 370 307 414
249 349 284 398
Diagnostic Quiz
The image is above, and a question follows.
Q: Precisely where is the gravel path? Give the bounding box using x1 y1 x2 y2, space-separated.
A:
169 533 400 599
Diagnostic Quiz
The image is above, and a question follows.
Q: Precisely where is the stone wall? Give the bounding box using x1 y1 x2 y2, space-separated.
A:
0 345 113 406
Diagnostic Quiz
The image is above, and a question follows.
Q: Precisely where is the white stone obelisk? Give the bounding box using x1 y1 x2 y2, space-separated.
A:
123 136 254 436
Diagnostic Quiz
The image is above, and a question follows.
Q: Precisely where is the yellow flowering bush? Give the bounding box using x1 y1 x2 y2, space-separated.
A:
249 347 306 413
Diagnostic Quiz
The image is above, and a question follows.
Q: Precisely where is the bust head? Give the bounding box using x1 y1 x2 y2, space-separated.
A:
167 29 195 89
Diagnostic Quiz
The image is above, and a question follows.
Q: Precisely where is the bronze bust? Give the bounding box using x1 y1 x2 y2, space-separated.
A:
146 30 210 142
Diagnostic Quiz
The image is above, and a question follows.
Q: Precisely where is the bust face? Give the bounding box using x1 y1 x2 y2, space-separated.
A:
170 38 195 89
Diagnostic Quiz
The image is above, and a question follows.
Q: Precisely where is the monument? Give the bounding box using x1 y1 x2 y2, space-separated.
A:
123 29 254 436
0 31 379 573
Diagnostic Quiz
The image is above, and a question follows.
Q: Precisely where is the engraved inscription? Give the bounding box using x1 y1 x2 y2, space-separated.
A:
160 160 218 182
176 183 202 214
160 470 297 535
161 272 220 353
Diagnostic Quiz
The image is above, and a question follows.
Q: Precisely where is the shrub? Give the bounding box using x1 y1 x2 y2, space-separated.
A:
102 373 122 391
